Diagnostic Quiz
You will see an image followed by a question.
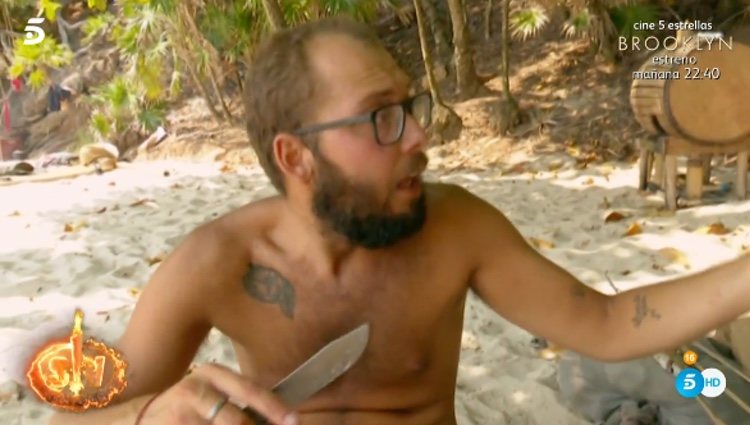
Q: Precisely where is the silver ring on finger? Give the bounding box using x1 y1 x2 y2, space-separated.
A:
206 397 229 423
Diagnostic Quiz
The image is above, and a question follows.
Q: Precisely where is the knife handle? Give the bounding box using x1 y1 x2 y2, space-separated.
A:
242 406 269 424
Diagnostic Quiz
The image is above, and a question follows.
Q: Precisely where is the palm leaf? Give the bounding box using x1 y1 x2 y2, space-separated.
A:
40 0 62 21
562 7 592 39
136 101 167 132
510 6 549 40
27 68 46 89
90 112 111 138
87 0 108 12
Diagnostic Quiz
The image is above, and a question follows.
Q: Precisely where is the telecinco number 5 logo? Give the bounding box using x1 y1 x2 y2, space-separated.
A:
675 367 726 398
24 17 46 45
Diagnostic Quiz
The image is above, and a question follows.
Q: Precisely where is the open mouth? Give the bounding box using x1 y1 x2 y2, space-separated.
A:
397 176 421 191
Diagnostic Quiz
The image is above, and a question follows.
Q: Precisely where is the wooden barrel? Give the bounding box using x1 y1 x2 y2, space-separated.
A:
630 34 750 144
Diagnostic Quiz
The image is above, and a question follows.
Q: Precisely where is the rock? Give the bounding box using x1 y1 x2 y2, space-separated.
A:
79 142 119 172
25 105 92 156
11 161 34 175
22 90 49 124
61 72 83 95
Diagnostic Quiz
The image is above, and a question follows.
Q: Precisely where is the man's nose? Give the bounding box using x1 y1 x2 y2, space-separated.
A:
400 115 429 154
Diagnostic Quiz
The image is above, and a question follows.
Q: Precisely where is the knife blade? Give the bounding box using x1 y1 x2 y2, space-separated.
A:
242 323 370 421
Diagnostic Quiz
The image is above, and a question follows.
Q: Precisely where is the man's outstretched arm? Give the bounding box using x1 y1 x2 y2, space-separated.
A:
455 185 750 361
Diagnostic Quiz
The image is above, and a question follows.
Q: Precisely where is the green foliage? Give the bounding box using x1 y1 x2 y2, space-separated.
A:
7 0 401 147
136 101 168 132
40 0 62 21
510 6 549 40
9 36 73 78
562 8 592 39
88 0 109 12
199 2 258 62
82 12 116 43
27 69 47 89
87 76 137 138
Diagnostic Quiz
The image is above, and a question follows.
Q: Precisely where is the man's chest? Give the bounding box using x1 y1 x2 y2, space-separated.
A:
211 254 469 395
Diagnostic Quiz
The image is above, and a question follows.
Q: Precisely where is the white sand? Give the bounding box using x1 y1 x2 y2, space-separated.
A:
1 156 749 424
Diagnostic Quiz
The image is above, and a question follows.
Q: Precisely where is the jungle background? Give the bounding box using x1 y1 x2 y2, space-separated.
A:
1 0 748 171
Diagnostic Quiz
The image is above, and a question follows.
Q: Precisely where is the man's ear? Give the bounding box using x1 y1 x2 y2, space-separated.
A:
272 133 315 184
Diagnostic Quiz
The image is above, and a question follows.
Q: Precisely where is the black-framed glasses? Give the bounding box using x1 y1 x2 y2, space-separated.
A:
293 92 432 145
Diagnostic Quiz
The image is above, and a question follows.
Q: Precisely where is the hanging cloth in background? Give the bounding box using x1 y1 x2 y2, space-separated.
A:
48 84 72 112
2 100 10 132
48 85 62 112
11 78 22 92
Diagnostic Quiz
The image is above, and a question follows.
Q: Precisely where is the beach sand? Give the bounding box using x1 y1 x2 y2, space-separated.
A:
1 155 749 424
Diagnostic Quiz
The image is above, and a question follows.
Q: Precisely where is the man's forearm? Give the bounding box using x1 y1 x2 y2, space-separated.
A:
47 393 152 425
602 254 750 361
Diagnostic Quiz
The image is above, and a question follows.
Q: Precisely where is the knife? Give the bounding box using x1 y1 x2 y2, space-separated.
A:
242 323 370 422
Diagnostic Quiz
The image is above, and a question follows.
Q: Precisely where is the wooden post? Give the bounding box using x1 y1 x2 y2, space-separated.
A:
686 157 703 200
737 151 748 198
639 149 651 190
702 155 712 184
652 153 665 189
665 154 678 211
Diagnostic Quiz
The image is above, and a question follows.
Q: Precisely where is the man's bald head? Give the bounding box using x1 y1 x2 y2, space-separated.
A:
243 17 388 194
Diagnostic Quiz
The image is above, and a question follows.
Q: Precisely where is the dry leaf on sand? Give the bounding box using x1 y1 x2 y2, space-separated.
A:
128 287 141 298
147 254 166 266
129 198 155 207
583 177 594 185
604 211 627 223
658 247 690 267
8 210 20 217
695 222 731 235
63 221 88 233
529 237 555 249
623 222 643 236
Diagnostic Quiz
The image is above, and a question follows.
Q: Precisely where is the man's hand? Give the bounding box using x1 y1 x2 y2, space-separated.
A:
137 363 297 425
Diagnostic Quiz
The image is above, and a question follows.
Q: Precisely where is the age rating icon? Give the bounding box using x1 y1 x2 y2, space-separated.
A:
26 309 128 412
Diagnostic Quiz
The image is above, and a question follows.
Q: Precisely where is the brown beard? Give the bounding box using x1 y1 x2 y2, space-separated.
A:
311 151 427 249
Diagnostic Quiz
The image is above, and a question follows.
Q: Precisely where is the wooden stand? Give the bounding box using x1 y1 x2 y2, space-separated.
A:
638 136 750 210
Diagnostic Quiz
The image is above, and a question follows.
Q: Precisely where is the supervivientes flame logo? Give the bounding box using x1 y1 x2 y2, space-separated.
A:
25 310 128 412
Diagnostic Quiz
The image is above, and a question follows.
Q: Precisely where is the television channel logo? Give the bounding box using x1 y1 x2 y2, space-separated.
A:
675 367 726 398
23 18 46 46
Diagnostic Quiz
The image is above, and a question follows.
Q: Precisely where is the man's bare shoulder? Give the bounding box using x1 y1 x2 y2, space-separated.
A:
424 181 519 245
425 182 498 219
160 197 283 285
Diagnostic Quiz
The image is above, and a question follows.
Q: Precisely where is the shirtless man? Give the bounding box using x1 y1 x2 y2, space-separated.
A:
49 17 750 425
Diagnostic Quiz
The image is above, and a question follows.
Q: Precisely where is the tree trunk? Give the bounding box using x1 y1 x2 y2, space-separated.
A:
586 0 617 61
180 47 225 123
422 1 450 60
446 0 482 99
500 0 520 133
308 0 322 19
207 63 234 122
261 0 286 31
484 0 493 39
414 0 462 144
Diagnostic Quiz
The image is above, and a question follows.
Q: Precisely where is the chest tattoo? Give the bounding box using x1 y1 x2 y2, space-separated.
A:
243 265 296 319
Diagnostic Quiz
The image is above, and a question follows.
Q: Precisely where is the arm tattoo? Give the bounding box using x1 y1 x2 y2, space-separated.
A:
631 294 661 328
243 265 296 319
